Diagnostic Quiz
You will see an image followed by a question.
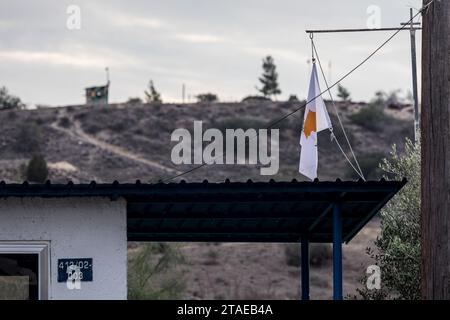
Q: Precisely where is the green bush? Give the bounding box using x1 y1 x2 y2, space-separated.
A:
241 95 271 103
356 138 420 300
128 243 185 300
288 95 299 102
196 93 219 103
25 154 48 183
349 105 390 131
127 97 143 104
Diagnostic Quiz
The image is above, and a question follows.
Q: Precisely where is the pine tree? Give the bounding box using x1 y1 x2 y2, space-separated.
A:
26 154 48 183
145 80 162 103
0 86 25 110
337 84 351 102
257 56 281 99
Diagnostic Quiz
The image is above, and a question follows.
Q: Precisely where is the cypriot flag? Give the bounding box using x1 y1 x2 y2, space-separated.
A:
299 62 332 180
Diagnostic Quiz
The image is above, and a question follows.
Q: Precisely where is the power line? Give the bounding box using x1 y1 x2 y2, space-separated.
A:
157 2 433 183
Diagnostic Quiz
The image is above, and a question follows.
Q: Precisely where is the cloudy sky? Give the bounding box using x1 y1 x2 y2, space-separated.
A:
0 0 422 106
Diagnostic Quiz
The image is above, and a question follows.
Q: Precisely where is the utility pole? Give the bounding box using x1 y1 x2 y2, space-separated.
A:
306 12 422 140
406 8 420 142
182 83 186 104
421 0 450 300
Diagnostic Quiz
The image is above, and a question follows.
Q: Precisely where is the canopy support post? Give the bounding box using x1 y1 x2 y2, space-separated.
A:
301 235 310 300
333 202 343 300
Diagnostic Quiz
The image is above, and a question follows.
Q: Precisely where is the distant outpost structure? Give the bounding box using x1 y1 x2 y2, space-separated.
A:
85 68 110 106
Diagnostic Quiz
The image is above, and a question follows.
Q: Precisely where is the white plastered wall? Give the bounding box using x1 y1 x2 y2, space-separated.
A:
0 197 127 300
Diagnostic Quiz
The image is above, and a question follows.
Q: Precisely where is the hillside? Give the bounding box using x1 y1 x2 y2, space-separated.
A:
0 100 414 183
0 100 414 299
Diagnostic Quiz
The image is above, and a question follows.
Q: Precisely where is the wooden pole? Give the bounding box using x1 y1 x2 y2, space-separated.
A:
421 0 450 300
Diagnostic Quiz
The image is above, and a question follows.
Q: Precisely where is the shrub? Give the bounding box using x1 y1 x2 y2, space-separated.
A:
74 112 87 120
349 105 390 131
133 128 144 135
128 243 185 300
108 122 126 132
284 243 332 268
35 117 44 125
241 95 271 103
25 154 48 183
284 244 301 267
204 250 220 265
310 244 332 266
58 117 71 128
196 93 219 103
15 122 42 154
356 138 420 300
127 97 143 104
7 111 17 119
84 123 102 134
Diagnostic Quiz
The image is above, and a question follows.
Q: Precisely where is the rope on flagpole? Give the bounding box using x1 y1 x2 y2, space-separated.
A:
311 40 366 181
331 131 366 180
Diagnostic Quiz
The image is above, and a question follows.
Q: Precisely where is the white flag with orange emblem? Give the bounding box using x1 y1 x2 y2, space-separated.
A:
299 62 332 180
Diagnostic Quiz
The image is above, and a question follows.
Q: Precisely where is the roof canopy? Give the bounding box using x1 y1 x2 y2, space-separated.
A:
0 179 406 243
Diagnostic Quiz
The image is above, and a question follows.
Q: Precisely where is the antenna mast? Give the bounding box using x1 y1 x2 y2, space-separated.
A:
105 67 110 86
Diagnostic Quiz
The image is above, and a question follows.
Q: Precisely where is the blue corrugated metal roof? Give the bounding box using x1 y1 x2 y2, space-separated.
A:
0 179 406 243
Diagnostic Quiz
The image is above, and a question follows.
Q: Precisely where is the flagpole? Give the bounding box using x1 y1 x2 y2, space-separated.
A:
306 11 421 142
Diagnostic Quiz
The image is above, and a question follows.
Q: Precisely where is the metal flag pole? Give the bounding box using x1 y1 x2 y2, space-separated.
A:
406 8 420 143
306 10 422 142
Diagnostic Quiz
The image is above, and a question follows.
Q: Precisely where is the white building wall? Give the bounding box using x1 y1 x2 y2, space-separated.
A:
0 197 127 300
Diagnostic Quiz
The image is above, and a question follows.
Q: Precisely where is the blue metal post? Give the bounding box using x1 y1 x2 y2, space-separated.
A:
333 202 343 300
301 235 310 300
